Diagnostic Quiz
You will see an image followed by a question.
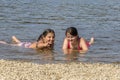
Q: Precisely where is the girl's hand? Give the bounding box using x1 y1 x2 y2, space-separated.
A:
44 42 51 47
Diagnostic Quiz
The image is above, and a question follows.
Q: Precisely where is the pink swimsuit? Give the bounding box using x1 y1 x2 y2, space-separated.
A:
18 42 32 48
67 38 90 50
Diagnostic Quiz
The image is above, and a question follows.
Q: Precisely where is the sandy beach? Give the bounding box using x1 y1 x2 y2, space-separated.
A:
0 60 119 80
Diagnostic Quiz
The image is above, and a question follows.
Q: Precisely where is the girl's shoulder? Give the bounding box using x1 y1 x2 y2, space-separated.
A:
79 37 85 40
79 37 86 43
63 38 68 43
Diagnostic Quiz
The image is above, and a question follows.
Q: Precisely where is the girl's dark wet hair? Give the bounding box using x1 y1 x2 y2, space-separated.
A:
37 29 55 42
65 27 78 36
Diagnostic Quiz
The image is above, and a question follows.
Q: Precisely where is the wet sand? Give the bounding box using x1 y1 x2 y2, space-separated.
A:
0 59 120 80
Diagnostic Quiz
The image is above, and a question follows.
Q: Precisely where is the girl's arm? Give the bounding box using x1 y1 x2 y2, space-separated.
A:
36 41 52 49
62 38 68 49
30 40 54 49
79 37 89 52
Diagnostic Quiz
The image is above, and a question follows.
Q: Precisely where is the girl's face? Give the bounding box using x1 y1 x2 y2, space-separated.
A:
66 33 77 43
43 33 55 44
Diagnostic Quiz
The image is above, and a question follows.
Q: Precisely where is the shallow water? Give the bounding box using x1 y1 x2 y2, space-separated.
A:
0 0 120 63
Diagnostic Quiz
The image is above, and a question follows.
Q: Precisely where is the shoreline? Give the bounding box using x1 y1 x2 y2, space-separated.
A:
0 59 120 80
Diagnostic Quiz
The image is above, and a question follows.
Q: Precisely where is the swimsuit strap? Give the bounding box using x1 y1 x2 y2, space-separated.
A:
67 38 82 50
78 38 82 50
67 40 70 49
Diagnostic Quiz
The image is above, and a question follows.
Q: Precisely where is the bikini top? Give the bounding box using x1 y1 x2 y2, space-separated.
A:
67 38 90 50
67 38 82 50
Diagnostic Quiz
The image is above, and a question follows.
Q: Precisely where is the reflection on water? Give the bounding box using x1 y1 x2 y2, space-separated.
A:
36 49 54 60
0 0 120 63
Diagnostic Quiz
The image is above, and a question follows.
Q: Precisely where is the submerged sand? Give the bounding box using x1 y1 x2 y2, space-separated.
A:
0 59 119 80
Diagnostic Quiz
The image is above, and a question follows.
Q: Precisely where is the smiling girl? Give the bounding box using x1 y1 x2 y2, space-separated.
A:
0 29 55 50
62 27 94 52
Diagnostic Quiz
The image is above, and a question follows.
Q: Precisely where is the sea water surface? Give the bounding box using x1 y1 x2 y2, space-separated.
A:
0 0 120 63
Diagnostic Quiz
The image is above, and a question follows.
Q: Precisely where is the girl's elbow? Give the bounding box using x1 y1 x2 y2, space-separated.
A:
83 47 89 51
62 47 67 50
